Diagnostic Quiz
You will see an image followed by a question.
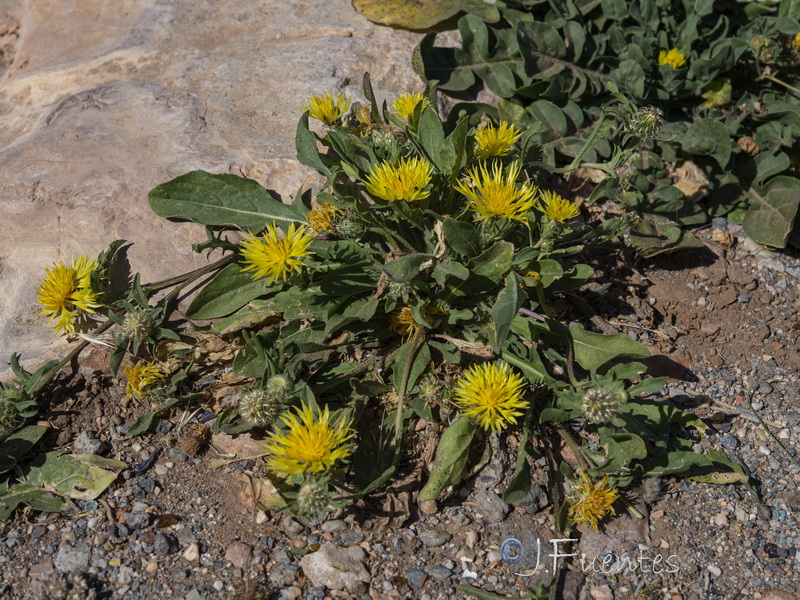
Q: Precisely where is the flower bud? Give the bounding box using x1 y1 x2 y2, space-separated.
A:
0 398 20 432
121 309 154 343
334 217 365 239
266 375 292 400
296 477 333 518
581 387 619 423
239 389 281 428
629 106 663 141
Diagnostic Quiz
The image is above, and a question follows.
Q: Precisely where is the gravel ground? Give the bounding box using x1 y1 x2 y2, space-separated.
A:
1 219 798 600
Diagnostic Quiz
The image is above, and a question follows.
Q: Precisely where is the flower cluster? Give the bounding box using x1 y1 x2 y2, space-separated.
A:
567 473 619 532
453 362 528 432
265 403 353 477
390 92 430 120
240 222 315 283
304 90 350 126
365 157 433 203
36 255 101 335
455 161 537 222
123 361 166 401
658 48 686 69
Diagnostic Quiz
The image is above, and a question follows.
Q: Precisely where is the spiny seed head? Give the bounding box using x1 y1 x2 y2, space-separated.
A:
418 374 443 404
239 389 281 428
334 217 365 239
121 308 154 343
640 477 663 504
0 398 20 432
387 281 414 300
266 375 292 399
581 387 619 423
629 106 664 141
367 129 398 151
296 477 333 518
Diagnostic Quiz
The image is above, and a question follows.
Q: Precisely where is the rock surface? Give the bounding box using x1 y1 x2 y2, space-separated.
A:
299 542 370 592
0 0 422 378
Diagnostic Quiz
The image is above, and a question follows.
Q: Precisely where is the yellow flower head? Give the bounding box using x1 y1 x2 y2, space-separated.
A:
536 189 580 223
455 161 537 222
123 361 166 401
265 403 353 477
453 362 528 432
389 300 442 340
307 201 342 234
567 474 619 532
702 78 732 108
304 90 351 126
365 157 433 203
390 92 430 121
658 48 686 69
474 121 522 160
240 222 315 283
36 255 102 335
794 32 800 51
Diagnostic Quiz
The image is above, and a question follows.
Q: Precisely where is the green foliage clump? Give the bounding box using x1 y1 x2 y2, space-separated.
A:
409 0 800 251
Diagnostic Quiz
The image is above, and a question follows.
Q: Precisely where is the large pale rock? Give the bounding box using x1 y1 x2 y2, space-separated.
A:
299 542 370 592
0 0 422 378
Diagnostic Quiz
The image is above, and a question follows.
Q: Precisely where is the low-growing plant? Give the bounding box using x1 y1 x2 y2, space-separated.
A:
1 74 750 544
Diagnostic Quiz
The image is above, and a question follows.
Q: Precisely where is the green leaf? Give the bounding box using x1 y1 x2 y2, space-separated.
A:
417 106 449 171
418 416 476 502
352 0 499 30
502 435 535 504
432 258 470 285
490 272 524 353
443 217 482 257
296 113 331 176
186 263 277 320
539 407 571 423
639 450 748 483
24 452 127 501
682 119 731 169
754 152 790 184
0 485 64 520
148 170 306 229
779 0 800 18
568 324 650 372
421 15 521 97
743 176 800 248
383 253 433 283
471 241 514 279
391 341 432 393
320 264 379 295
0 426 47 474
549 263 593 292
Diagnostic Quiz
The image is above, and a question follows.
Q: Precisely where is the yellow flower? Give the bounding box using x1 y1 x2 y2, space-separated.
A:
455 161 537 222
390 92 430 120
453 362 528 432
658 48 686 69
474 121 522 160
389 301 442 340
365 157 433 203
794 32 800 51
702 78 732 108
123 361 166 401
36 256 102 335
536 190 580 222
307 201 342 234
265 403 353 477
240 222 315 283
567 474 619 532
304 90 351 126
